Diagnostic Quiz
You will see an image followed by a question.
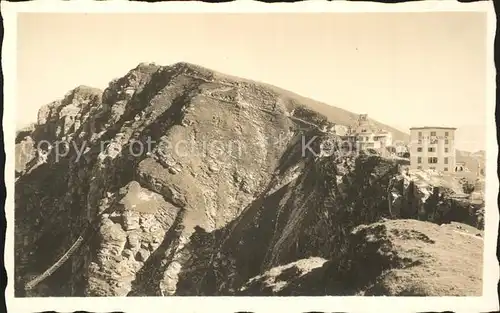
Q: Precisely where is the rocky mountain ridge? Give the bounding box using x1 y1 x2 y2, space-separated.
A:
15 62 484 297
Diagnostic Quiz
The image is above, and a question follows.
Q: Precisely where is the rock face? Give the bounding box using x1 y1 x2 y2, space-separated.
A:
85 181 177 296
14 62 484 297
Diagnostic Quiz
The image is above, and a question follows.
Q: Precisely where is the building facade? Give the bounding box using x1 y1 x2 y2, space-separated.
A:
352 114 393 150
357 131 393 149
409 127 456 172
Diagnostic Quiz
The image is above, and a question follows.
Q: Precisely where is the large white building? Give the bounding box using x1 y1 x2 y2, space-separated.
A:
409 126 456 172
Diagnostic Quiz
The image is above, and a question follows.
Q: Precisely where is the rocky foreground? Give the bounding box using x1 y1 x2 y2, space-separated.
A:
239 220 483 296
15 62 484 297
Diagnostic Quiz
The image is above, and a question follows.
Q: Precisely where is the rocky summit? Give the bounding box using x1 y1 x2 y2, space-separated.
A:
14 62 484 297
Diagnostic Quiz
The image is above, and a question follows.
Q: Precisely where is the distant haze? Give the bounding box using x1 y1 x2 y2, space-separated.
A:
17 12 487 152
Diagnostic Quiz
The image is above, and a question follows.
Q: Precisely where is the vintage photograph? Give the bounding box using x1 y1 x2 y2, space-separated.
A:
3 1 498 312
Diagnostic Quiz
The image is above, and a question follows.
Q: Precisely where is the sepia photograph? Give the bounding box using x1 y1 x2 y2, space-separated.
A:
2 1 498 312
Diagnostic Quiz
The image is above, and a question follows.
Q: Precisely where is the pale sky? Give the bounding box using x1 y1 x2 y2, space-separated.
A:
17 12 487 152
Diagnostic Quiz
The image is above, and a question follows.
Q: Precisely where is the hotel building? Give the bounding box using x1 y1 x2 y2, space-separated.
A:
409 127 456 172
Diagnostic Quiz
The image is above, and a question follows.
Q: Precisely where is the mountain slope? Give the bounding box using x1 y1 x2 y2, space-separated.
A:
160 62 410 142
14 62 481 297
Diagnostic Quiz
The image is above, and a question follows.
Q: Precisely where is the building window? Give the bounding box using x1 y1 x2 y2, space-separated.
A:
444 167 448 171
361 129 367 133
430 138 438 144
428 157 438 164
418 131 422 137
428 147 436 152
417 147 422 152
445 148 449 153
417 157 422 164
445 131 449 136
444 157 448 164
430 131 436 136
417 139 422 144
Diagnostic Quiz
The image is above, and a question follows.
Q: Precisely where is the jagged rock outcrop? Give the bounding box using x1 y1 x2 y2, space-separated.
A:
85 181 178 296
15 62 484 297
15 127 36 174
387 168 484 229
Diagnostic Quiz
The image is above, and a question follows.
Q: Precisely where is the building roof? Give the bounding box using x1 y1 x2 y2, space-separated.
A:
410 126 457 130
